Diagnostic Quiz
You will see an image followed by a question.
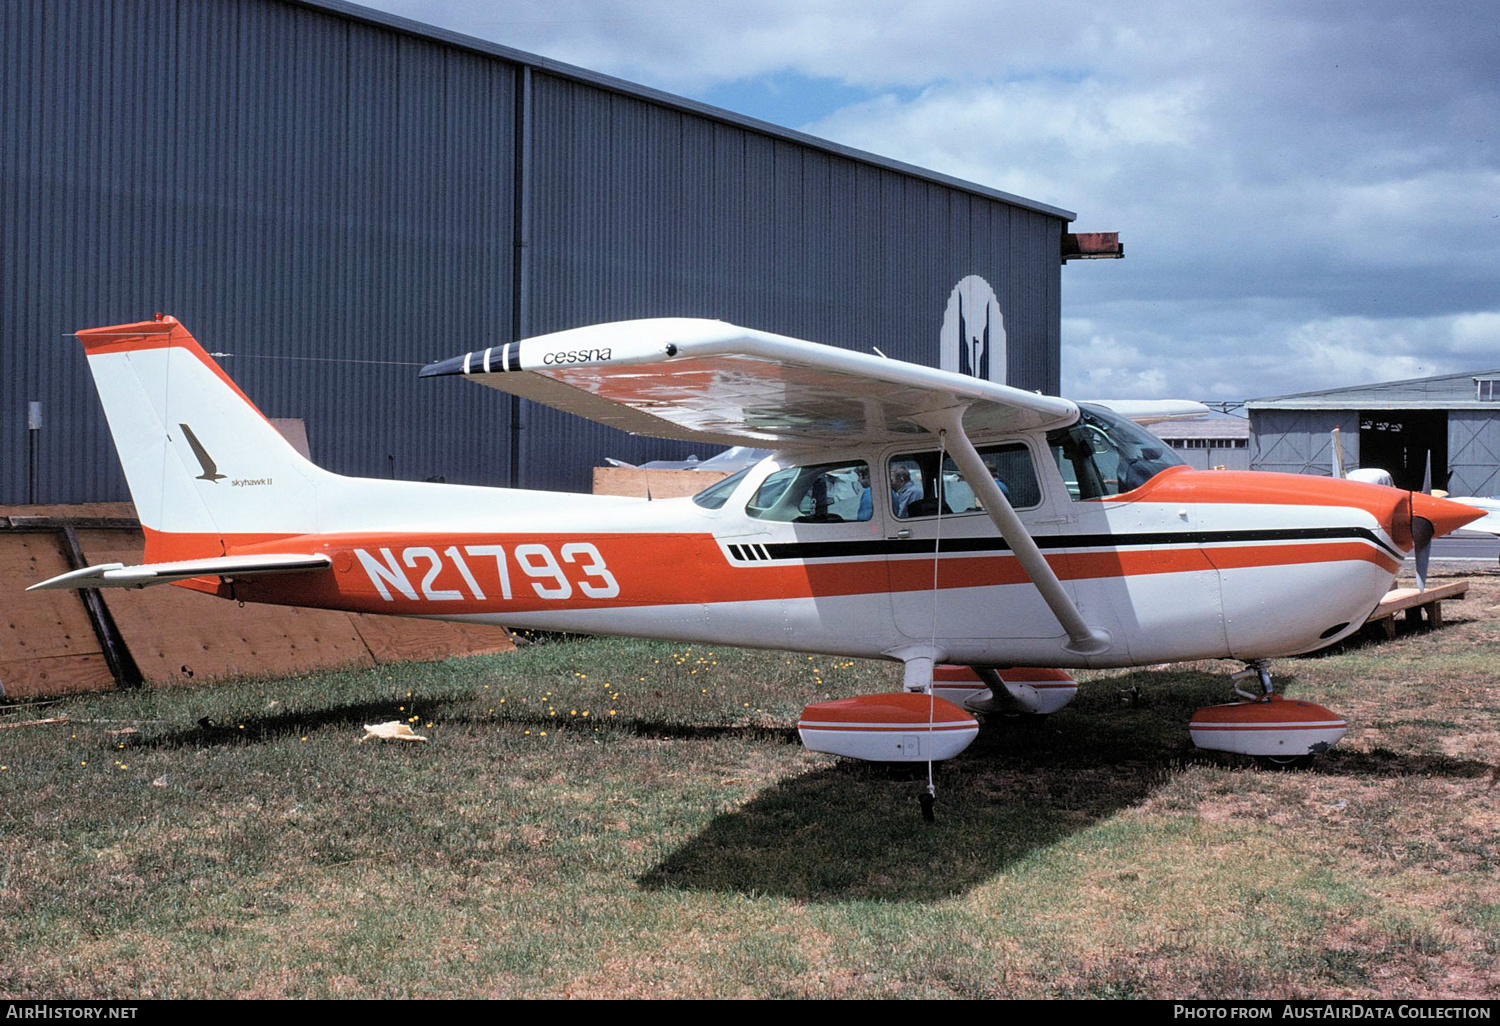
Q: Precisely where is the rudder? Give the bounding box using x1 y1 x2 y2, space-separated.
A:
77 315 325 561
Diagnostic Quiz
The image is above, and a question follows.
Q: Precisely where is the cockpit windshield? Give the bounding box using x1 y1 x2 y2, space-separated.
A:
1047 403 1184 501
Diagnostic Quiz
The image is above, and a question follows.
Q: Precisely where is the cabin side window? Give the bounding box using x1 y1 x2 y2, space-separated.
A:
888 443 1041 520
744 461 872 523
1047 404 1184 501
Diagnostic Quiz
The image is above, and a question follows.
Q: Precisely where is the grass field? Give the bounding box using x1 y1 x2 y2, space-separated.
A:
3 570 1498 999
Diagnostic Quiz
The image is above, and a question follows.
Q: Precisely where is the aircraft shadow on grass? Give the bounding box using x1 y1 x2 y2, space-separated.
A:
132 698 806 750
637 670 1493 903
126 671 1489 904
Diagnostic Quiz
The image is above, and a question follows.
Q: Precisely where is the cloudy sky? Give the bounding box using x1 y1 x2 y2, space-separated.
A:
361 0 1497 401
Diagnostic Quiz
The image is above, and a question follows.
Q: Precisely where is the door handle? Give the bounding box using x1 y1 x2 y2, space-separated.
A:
889 528 912 539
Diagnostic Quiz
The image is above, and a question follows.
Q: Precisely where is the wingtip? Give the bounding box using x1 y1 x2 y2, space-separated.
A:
419 353 469 378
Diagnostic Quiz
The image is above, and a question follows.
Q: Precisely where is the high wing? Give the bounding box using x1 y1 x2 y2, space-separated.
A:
1086 399 1211 425
28 553 332 591
420 319 1079 446
425 318 1110 656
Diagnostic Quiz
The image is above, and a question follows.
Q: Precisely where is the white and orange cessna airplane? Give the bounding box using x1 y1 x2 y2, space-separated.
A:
31 315 1485 770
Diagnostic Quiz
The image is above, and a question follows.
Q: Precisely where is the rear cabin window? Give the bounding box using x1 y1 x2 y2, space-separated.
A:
888 443 1041 520
745 461 872 523
690 467 751 510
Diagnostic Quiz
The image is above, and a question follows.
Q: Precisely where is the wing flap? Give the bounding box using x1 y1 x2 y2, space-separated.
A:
421 319 1079 446
26 553 332 591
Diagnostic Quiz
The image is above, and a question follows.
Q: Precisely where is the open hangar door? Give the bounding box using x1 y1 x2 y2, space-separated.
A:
1359 410 1448 492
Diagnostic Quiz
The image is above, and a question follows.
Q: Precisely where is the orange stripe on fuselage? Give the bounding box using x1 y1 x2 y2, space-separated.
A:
143 526 296 562
169 528 1404 615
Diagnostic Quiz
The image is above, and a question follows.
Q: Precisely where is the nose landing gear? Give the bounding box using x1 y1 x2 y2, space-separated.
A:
1189 659 1348 765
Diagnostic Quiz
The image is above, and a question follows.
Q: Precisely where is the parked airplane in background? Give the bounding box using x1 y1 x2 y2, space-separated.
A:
31 316 1484 787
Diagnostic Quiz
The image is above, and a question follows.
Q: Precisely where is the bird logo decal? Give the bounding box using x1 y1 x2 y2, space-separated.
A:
179 423 226 482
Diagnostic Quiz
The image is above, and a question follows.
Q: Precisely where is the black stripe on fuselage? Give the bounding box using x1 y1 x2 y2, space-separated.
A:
734 526 1402 563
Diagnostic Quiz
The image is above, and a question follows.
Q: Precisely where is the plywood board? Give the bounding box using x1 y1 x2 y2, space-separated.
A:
0 519 522 696
1371 581 1468 616
270 418 311 460
77 530 376 684
351 614 515 664
0 533 116 698
0 503 135 519
0 534 103 661
592 467 728 499
0 654 116 698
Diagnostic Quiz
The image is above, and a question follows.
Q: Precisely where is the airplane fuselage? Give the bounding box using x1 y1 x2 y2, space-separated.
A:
194 448 1407 670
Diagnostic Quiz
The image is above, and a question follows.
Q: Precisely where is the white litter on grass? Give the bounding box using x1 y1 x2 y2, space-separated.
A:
359 721 428 744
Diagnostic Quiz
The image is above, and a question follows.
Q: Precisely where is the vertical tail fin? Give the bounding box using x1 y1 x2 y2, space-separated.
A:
77 316 325 561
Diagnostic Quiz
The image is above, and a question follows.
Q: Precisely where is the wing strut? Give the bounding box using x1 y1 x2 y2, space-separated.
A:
913 407 1112 656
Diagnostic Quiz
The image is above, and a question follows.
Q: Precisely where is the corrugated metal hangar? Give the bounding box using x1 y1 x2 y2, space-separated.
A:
3 0 1114 505
1247 369 1500 494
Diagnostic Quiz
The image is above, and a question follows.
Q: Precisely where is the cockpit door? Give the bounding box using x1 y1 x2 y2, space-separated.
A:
883 438 1076 641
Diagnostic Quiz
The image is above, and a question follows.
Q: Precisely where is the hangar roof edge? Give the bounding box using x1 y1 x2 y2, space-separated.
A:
286 0 1078 223
1246 367 1500 411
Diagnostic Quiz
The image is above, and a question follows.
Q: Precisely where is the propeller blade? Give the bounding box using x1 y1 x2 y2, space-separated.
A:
1413 514 1435 593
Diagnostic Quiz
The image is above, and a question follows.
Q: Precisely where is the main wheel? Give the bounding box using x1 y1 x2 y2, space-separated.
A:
1257 754 1312 769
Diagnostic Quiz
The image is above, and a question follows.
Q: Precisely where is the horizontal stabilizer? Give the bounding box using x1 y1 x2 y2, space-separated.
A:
26 553 331 591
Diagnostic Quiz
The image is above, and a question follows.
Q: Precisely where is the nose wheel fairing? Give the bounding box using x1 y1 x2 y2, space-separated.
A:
1189 694 1347 760
1190 660 1348 761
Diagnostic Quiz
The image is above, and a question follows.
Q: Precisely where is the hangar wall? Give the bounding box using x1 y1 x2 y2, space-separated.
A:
1447 412 1500 496
1248 411 1358 477
3 0 1071 503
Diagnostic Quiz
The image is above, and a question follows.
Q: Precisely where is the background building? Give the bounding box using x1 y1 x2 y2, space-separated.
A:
1156 417 1250 472
3 0 1111 504
1247 370 1500 494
